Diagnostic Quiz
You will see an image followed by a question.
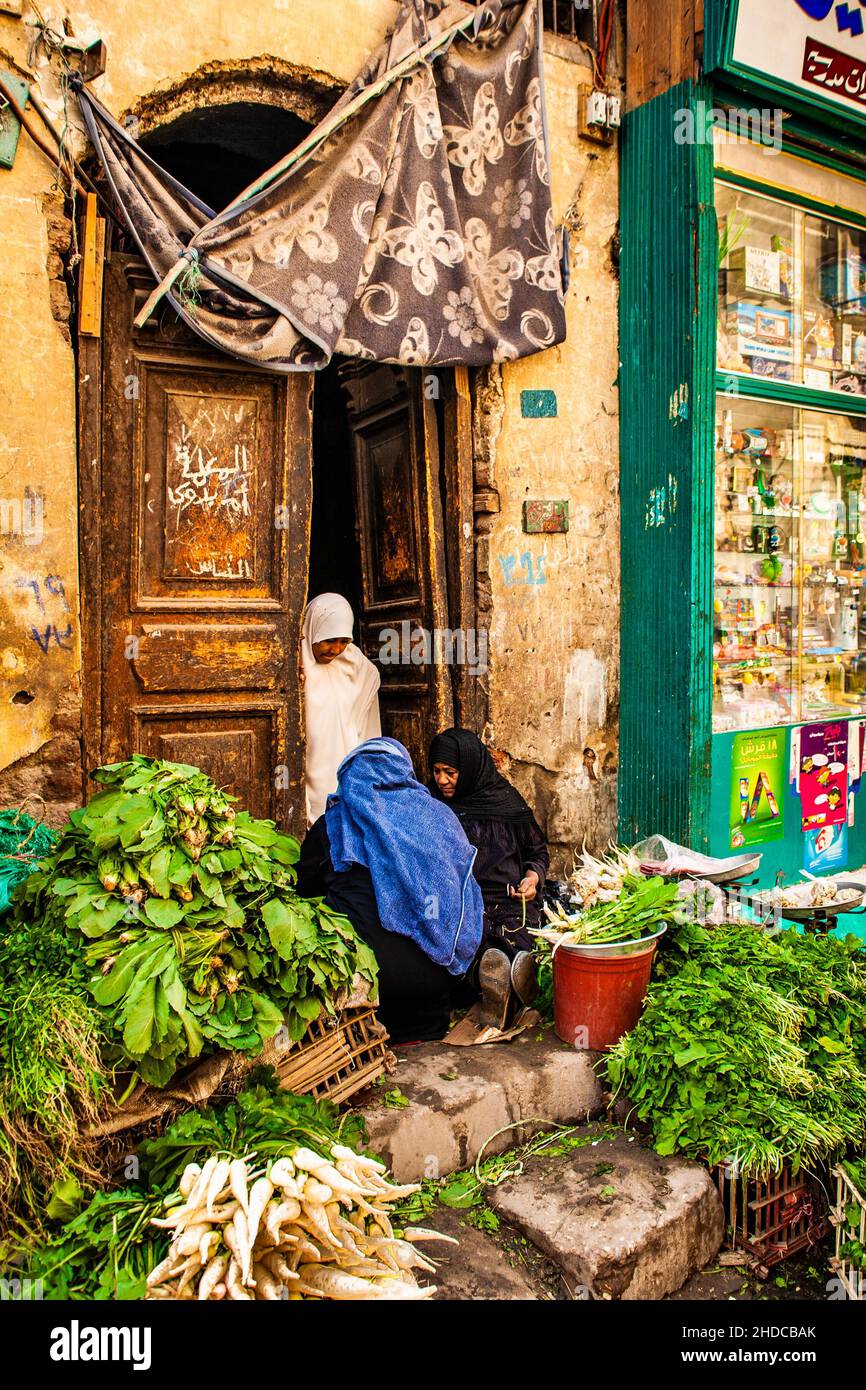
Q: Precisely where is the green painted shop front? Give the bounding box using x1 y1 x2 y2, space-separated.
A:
619 0 866 928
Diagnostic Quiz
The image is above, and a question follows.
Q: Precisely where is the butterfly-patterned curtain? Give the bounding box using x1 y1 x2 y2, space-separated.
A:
75 0 566 371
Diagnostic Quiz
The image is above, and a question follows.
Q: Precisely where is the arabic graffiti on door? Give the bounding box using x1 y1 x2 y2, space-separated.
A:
163 393 258 582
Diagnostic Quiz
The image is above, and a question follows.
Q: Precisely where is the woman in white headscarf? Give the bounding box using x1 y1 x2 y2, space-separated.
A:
301 593 381 824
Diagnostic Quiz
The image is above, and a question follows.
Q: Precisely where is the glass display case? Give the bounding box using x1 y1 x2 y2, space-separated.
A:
714 398 866 732
717 183 866 396
713 179 866 734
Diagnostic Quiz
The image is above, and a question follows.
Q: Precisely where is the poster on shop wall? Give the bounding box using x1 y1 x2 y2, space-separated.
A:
799 721 848 831
729 730 786 849
803 821 847 874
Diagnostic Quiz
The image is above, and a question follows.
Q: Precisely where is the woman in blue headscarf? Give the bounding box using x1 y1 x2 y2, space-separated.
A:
294 737 485 1042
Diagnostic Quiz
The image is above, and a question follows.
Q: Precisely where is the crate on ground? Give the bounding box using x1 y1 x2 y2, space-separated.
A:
262 1004 395 1105
712 1161 830 1274
89 1005 395 1140
830 1163 866 1301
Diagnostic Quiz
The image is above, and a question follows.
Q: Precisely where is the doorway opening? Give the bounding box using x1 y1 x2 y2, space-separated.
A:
79 95 473 827
308 362 364 633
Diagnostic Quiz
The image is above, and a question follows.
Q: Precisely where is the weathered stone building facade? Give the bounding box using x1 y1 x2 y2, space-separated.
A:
0 0 621 866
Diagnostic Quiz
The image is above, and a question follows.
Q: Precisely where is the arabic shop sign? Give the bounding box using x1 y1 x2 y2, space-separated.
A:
731 0 866 120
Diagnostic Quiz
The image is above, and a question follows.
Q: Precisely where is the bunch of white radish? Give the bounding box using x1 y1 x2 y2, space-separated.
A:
145 1142 454 1301
566 843 643 909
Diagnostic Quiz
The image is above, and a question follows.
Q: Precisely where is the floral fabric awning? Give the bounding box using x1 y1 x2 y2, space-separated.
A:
75 0 566 372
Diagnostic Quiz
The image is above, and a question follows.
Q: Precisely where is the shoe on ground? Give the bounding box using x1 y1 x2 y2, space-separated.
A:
510 950 539 1007
478 947 513 1030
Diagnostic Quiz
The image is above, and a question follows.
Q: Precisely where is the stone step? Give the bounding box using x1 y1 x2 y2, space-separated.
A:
359 1028 605 1183
487 1132 725 1300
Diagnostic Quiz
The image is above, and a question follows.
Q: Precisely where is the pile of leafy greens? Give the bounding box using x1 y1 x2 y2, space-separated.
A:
9 757 378 1088
13 1075 367 1300
606 919 866 1177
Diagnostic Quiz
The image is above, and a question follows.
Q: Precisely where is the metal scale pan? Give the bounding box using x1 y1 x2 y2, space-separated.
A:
751 879 866 931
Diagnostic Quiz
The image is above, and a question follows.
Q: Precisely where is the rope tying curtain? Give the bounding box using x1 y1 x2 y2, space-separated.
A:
74 0 567 372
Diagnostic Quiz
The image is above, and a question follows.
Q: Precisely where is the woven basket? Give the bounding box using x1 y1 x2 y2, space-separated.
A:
261 1005 395 1104
88 1004 394 1137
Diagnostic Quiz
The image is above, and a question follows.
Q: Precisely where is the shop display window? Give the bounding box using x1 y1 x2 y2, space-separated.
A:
714 399 866 732
717 182 866 396
714 175 866 733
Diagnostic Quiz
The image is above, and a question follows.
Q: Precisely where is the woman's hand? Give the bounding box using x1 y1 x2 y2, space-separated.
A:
509 870 539 902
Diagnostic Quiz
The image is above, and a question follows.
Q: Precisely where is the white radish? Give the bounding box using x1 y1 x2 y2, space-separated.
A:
226 1257 253 1300
296 1265 378 1300
300 1201 343 1251
402 1226 459 1245
261 1251 299 1283
185 1155 219 1212
178 1162 202 1198
198 1229 221 1267
252 1262 282 1301
245 1176 274 1248
145 1254 184 1289
175 1253 202 1294
198 1254 228 1301
233 1205 253 1285
202 1201 239 1223
331 1144 387 1174
368 1279 437 1301
267 1157 295 1188
265 1197 301 1245
291 1147 360 1195
390 1239 437 1273
174 1222 212 1258
304 1178 333 1205
229 1158 250 1214
205 1158 231 1215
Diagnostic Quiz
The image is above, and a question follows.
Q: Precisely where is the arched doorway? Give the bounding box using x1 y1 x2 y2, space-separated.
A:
78 86 474 832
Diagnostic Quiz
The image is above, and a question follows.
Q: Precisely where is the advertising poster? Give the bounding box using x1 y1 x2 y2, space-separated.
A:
800 721 848 831
803 822 848 875
730 730 786 849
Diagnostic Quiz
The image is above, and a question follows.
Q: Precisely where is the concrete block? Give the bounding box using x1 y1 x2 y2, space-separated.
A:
488 1133 725 1300
360 1030 605 1183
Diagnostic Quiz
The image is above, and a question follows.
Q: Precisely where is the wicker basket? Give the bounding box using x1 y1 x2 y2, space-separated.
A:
262 1004 395 1105
829 1164 866 1301
89 1005 395 1138
712 1161 830 1275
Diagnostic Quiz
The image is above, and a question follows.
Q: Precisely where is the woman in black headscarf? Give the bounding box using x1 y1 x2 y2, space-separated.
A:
428 728 549 1023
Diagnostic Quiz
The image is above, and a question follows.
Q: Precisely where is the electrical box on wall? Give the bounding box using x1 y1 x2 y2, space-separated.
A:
0 71 29 171
579 87 620 144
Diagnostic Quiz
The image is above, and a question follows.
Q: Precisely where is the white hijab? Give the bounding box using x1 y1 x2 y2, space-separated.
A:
302 593 381 825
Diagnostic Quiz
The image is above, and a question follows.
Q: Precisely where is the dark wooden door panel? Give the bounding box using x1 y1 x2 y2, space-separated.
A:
134 707 283 821
135 365 284 607
341 363 452 775
98 255 312 830
132 623 283 692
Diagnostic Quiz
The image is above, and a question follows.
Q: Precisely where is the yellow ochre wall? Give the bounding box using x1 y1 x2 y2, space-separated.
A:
0 1 620 859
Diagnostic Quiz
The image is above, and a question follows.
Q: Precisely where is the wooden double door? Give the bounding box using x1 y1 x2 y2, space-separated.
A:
80 255 470 833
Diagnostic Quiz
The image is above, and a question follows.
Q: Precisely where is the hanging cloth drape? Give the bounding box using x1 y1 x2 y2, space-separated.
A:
73 0 566 372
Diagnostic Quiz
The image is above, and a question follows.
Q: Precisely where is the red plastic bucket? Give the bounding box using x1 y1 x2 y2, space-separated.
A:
552 937 660 1050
